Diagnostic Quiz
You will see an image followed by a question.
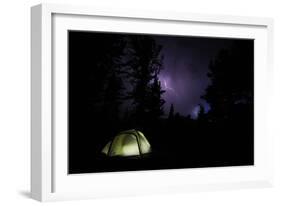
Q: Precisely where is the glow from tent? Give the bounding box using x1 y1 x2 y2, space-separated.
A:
138 131 151 153
101 130 152 157
121 141 140 156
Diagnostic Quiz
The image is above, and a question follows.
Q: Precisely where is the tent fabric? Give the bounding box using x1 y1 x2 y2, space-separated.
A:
101 129 151 157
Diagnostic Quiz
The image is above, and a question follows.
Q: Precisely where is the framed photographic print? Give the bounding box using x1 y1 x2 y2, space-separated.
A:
31 3 274 201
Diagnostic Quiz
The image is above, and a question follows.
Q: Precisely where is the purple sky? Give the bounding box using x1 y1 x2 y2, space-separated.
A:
154 36 234 118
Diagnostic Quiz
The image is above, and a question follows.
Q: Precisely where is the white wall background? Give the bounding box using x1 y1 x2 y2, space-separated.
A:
0 0 280 205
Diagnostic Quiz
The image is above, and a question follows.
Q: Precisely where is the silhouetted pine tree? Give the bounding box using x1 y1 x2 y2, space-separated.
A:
197 105 205 120
147 76 165 120
68 32 128 166
125 36 164 122
202 40 254 121
102 73 124 123
168 103 174 121
96 37 127 128
201 40 254 164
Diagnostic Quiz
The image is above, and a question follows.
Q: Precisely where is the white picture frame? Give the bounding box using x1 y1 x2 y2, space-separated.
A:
31 3 274 202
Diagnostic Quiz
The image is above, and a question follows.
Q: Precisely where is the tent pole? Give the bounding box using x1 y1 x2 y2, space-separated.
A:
134 130 143 158
107 138 114 156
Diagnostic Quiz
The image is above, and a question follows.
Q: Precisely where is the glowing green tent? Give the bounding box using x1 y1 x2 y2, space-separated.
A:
101 129 151 157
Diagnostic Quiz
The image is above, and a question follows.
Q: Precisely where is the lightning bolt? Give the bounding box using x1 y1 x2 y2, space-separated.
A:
163 79 177 96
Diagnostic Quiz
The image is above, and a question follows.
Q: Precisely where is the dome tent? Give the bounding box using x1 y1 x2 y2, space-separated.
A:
101 129 151 157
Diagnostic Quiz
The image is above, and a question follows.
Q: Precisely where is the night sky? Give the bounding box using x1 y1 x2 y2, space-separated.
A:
154 36 234 118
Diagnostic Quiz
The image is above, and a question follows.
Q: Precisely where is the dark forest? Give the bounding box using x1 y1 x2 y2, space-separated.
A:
68 31 254 174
